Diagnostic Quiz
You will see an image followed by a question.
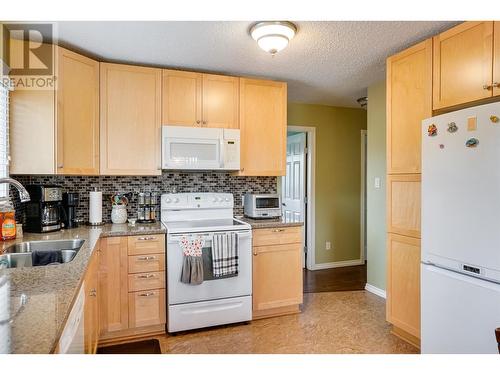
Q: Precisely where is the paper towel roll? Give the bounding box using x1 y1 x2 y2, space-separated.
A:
89 191 102 224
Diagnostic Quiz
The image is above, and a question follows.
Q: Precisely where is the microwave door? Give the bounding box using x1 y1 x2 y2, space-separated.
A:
163 137 221 170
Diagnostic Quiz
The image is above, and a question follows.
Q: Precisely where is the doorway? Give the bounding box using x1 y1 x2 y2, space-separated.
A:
281 126 316 271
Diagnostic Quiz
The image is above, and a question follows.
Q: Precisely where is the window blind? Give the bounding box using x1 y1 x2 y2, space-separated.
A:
0 82 9 198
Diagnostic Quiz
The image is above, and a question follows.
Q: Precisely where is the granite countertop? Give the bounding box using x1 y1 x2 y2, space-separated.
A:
236 216 304 229
0 222 165 354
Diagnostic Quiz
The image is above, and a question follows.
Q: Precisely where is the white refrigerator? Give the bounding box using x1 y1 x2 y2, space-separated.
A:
421 101 500 354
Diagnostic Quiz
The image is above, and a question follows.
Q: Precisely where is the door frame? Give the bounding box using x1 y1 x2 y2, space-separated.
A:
286 125 316 271
360 129 367 263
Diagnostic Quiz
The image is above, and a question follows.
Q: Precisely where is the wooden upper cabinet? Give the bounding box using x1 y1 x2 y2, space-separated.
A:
162 70 239 129
387 39 432 174
100 63 162 175
433 21 494 109
238 78 287 176
202 74 239 128
9 39 56 175
162 69 202 126
494 21 500 97
56 47 99 175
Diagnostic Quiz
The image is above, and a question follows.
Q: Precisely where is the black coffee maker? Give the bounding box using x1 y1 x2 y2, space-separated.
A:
62 192 79 228
25 185 65 233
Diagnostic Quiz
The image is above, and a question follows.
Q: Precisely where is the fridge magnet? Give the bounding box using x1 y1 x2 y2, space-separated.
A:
428 124 437 137
467 116 477 131
439 144 445 149
465 138 479 148
447 122 458 133
490 115 499 124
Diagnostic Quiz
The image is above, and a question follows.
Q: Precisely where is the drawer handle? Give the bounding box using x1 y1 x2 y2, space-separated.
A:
137 256 156 261
138 292 155 297
89 288 97 297
137 274 156 279
272 229 285 232
483 84 493 91
137 236 156 241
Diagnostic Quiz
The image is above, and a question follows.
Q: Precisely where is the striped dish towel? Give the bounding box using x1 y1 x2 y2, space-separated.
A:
211 232 238 278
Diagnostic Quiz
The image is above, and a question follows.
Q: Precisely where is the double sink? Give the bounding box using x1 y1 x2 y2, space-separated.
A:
0 239 85 269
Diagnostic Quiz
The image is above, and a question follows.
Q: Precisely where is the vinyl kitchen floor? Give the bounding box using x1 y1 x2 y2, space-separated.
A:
156 291 419 354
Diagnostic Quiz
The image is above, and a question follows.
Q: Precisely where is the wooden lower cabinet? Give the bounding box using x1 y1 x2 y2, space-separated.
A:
98 235 166 344
387 233 421 343
252 226 303 319
128 289 166 328
84 246 100 354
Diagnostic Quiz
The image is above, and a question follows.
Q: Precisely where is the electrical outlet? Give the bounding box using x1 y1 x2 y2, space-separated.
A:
374 177 381 189
325 241 331 250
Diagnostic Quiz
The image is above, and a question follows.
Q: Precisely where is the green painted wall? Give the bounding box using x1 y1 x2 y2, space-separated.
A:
366 81 387 290
288 103 367 264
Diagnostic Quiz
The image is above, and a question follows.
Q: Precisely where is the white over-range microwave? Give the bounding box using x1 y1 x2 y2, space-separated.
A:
161 126 240 170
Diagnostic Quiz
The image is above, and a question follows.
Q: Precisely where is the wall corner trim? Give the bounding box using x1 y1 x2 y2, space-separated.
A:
365 283 387 299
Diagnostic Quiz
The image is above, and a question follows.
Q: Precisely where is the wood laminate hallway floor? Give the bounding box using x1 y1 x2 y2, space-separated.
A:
153 291 418 354
303 264 367 293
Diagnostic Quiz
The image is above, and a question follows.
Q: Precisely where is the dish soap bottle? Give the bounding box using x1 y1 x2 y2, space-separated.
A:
0 199 16 241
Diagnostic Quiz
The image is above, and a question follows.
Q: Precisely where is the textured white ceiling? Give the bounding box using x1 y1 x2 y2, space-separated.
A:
53 21 458 107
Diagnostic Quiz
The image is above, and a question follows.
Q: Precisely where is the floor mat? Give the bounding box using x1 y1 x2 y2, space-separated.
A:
97 339 161 354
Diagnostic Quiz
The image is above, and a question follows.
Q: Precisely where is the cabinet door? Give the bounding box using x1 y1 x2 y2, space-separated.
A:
9 38 55 174
493 21 500 97
99 236 129 335
433 21 494 109
238 78 287 176
387 39 432 174
128 289 166 328
84 248 99 354
387 234 421 339
252 243 302 314
100 63 161 175
56 47 99 175
162 69 202 127
202 74 239 128
387 174 421 238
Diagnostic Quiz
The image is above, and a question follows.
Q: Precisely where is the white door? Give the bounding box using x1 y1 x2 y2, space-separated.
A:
282 133 306 223
282 133 306 266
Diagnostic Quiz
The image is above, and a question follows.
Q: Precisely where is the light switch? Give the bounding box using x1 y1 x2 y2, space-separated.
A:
374 177 381 189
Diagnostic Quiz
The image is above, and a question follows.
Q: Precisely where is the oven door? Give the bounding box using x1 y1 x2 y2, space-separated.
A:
162 126 223 170
166 230 252 305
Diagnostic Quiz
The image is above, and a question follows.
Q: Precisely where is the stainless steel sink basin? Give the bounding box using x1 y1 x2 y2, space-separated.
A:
0 239 85 269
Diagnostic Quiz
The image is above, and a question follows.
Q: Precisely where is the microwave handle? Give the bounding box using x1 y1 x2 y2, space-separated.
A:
219 137 225 168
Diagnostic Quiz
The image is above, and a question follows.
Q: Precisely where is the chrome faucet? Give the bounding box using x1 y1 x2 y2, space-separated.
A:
0 177 30 202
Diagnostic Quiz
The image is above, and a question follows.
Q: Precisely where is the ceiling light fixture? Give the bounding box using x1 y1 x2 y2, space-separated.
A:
250 21 297 55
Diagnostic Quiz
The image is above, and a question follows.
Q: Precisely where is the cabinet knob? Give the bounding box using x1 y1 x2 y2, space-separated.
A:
139 292 155 297
202 121 207 125
253 251 258 256
483 84 493 91
196 120 201 125
494 82 500 88
89 289 97 297
57 164 63 168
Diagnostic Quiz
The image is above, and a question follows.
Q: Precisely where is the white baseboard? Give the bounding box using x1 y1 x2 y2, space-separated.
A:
309 259 364 270
365 283 387 299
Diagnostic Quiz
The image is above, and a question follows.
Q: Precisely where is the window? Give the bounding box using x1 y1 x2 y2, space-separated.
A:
0 82 9 198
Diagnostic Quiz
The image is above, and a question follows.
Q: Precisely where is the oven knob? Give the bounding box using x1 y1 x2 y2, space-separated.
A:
212 197 217 202
174 198 180 203
224 197 230 202
166 198 172 203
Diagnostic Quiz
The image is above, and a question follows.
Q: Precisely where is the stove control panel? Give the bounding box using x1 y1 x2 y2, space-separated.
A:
161 193 234 210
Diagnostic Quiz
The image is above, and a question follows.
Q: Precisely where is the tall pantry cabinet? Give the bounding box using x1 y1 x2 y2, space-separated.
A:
386 38 432 347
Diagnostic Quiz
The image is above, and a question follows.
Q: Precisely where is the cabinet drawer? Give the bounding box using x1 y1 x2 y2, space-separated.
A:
128 271 165 292
127 235 164 255
128 253 165 274
253 226 302 247
128 288 166 328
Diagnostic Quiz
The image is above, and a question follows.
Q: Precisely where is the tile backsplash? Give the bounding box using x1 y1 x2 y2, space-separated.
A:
11 173 277 223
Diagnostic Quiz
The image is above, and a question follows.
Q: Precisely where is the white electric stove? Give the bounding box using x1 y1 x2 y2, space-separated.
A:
161 193 252 333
